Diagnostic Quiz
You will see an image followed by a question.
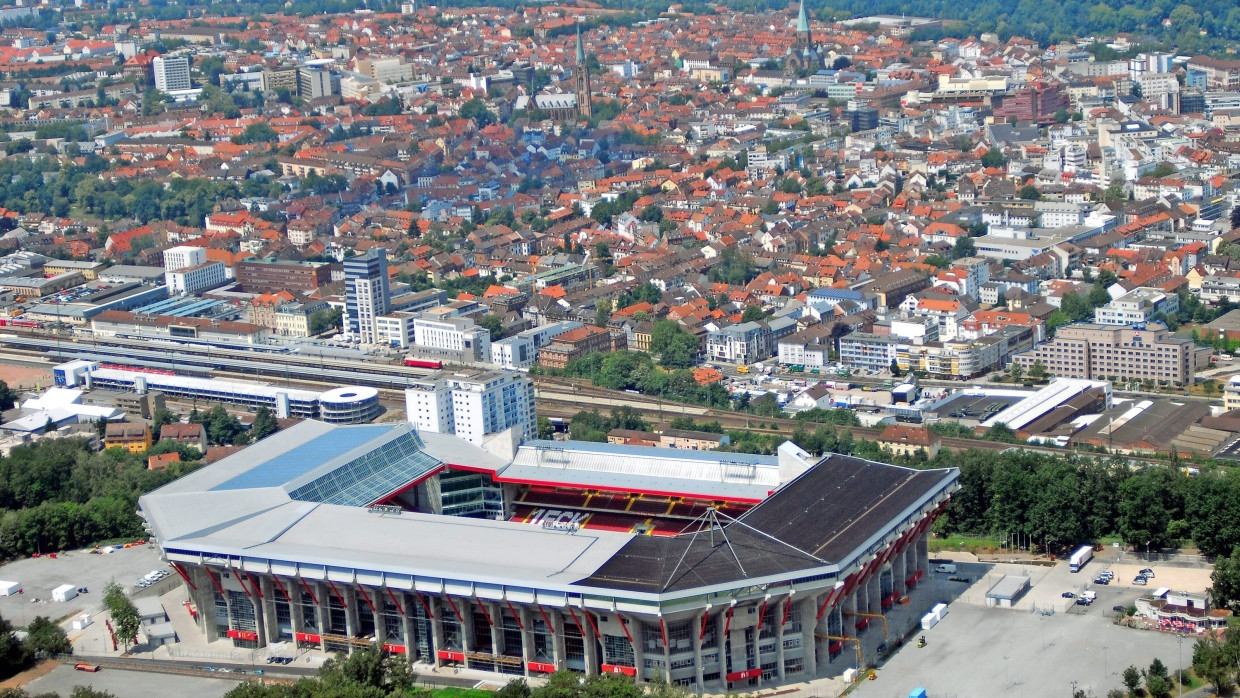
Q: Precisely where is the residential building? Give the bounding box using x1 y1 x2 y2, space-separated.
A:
298 67 334 99
376 311 417 348
1012 323 1208 386
491 321 582 371
160 423 207 452
104 422 151 453
839 333 902 371
1225 375 1240 411
877 424 941 459
537 326 623 370
1094 288 1178 326
152 55 191 92
344 249 390 344
705 317 796 365
403 370 535 445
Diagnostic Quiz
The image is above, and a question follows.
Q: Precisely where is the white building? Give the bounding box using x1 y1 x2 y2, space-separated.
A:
375 311 417 348
413 315 491 362
490 321 582 371
153 56 191 92
1094 287 1178 326
165 261 227 295
404 371 535 446
163 245 206 272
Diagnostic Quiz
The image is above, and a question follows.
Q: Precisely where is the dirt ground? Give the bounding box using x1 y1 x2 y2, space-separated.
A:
0 660 58 689
0 363 53 393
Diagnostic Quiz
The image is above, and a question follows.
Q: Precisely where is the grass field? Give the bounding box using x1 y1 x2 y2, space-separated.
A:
432 687 492 698
927 535 1003 554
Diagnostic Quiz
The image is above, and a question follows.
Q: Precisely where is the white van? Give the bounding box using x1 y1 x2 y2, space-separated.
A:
935 563 957 574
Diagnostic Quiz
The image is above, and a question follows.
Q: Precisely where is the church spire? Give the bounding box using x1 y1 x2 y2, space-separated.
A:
576 22 586 65
796 0 810 34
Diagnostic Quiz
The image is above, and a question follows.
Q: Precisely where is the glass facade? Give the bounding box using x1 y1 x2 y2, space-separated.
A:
288 431 440 506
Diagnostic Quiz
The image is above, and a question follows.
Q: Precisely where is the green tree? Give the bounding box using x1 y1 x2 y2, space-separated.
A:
309 308 343 336
536 416 554 440
25 616 70 657
980 147 1006 168
232 122 278 145
0 381 14 411
151 407 175 433
479 314 505 340
250 407 278 441
890 358 901 377
102 581 140 652
0 613 27 680
1211 546 1240 612
1193 634 1233 694
741 305 766 323
595 300 612 328
1008 361 1024 382
951 236 976 259
1018 184 1042 201
1122 666 1141 693
1028 360 1047 381
1144 658 1171 698
924 254 950 269
1119 471 1172 550
638 204 663 222
459 98 496 129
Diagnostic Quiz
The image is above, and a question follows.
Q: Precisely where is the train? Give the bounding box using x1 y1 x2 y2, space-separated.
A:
403 358 443 369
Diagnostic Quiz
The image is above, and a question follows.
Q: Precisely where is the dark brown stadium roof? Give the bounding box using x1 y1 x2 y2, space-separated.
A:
578 455 956 594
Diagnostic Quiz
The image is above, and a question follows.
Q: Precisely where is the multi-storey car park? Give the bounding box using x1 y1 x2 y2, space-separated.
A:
139 421 958 692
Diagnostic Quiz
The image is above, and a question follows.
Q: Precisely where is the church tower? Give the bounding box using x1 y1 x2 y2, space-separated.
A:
575 23 593 119
786 0 820 73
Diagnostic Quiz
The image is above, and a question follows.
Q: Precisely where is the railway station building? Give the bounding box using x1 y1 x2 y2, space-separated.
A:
141 421 958 691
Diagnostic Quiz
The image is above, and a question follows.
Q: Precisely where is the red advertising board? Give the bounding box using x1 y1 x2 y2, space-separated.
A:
437 650 465 662
601 664 637 676
527 661 556 673
226 629 258 641
383 643 407 654
726 668 761 682
295 632 321 644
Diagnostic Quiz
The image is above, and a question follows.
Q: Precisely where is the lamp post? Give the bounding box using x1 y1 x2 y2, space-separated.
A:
1177 634 1185 698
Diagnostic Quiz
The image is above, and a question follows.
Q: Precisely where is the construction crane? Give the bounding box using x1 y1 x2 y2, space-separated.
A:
844 610 889 641
815 633 862 672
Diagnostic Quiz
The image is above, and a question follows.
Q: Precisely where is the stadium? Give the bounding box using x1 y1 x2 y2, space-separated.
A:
139 421 958 691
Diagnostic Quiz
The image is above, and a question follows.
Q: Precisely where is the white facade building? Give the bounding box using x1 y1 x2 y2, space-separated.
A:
413 315 491 362
153 56 191 92
165 261 227 295
404 371 535 446
163 245 206 272
490 321 582 371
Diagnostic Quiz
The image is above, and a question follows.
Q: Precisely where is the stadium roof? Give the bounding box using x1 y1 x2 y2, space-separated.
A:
501 440 780 502
141 423 958 601
580 455 957 593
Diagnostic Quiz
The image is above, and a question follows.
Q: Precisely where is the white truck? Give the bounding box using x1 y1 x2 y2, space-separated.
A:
1069 545 1094 573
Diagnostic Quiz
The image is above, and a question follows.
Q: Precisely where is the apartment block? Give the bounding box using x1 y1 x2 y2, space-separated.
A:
1013 323 1208 386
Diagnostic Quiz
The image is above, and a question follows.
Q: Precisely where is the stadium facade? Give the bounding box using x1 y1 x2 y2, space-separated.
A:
140 421 958 691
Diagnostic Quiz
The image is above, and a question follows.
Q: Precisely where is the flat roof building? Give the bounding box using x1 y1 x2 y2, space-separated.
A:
1013 323 1208 386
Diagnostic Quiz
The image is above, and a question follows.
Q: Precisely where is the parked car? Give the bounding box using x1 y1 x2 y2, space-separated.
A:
1113 605 1126 613
1133 577 1148 585
1140 568 1155 578
1062 592 1076 598
1094 578 1110 585
1076 597 1092 606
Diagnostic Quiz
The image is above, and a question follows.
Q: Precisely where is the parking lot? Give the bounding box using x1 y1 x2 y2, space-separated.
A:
0 543 165 626
851 559 1200 698
24 664 235 698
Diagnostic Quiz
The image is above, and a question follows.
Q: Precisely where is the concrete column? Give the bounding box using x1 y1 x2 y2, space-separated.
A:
624 615 645 684
691 610 706 688
190 567 220 643
281 579 303 640
582 608 600 676
309 582 327 651
258 577 278 646
918 534 930 575
519 606 535 677
661 618 671 683
342 587 359 647
430 598 446 668
867 572 881 614
368 589 386 648
775 599 787 682
551 607 566 671
807 594 823 677
459 597 475 669
892 550 907 596
397 592 416 663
